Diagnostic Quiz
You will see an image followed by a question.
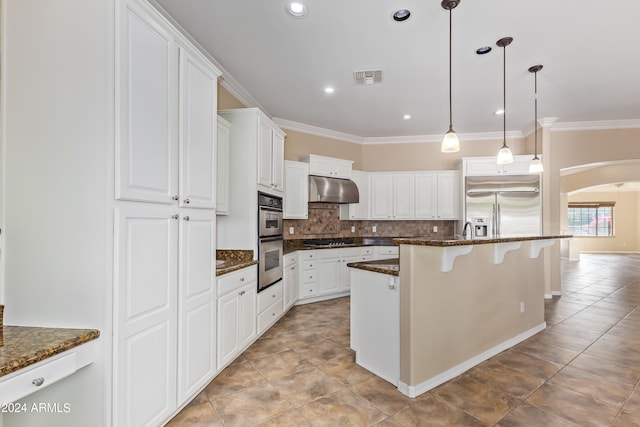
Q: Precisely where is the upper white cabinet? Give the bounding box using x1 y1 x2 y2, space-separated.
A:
116 1 220 208
463 155 534 176
257 118 285 195
415 171 460 220
216 116 231 215
284 160 309 219
370 173 416 220
340 170 369 220
306 154 353 179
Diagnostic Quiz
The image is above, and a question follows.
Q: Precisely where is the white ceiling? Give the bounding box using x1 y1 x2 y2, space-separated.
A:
153 0 640 140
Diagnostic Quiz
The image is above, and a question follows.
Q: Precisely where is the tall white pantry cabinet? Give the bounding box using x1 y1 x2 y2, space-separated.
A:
2 1 219 426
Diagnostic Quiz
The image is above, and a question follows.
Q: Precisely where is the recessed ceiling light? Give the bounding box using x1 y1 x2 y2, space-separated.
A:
494 108 505 115
392 9 411 22
323 87 335 94
285 2 308 18
402 114 412 120
476 46 492 55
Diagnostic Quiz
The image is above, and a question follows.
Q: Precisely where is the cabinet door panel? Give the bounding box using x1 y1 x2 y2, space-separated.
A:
271 130 285 191
284 161 309 219
437 172 460 219
178 47 218 209
318 256 340 295
370 174 392 219
217 292 240 369
114 206 178 427
117 3 177 204
216 117 231 214
178 211 216 401
415 173 437 219
239 283 257 348
257 119 273 188
393 174 414 219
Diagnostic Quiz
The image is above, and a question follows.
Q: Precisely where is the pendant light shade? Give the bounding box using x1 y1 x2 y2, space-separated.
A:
441 0 460 153
496 37 513 165
528 64 544 173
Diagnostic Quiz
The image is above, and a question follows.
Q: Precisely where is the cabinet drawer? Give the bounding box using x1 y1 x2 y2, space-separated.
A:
0 353 76 404
217 266 257 296
298 251 316 261
376 246 399 256
283 253 297 267
341 247 362 257
302 270 316 283
300 285 316 298
257 299 284 334
361 247 374 256
302 260 316 270
258 281 283 313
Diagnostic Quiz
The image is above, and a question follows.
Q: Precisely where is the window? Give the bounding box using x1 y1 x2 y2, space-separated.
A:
567 202 614 237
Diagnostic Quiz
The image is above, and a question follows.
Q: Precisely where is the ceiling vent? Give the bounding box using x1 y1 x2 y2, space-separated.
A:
354 70 383 86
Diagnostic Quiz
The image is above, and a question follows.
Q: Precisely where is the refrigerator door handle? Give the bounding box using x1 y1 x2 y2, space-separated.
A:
492 203 497 237
497 203 501 236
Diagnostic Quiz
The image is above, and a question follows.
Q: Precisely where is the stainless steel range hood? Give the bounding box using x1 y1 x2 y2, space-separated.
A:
308 175 359 204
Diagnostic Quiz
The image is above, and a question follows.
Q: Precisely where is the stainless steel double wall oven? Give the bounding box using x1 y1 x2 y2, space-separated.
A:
257 192 283 292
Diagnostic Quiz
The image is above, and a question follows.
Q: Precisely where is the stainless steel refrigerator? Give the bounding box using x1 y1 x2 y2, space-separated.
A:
465 175 541 237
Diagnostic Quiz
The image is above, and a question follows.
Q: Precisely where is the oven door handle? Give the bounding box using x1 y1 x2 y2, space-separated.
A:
259 236 283 243
259 206 283 214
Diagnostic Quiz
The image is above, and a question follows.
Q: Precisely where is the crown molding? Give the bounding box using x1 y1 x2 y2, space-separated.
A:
272 118 366 144
550 119 640 132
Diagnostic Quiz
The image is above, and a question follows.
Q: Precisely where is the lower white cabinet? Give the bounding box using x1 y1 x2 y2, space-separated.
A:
298 250 318 299
374 246 399 260
217 266 257 370
283 253 299 310
257 281 284 334
114 206 216 427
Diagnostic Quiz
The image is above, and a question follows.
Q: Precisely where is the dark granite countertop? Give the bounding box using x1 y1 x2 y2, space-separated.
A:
0 326 100 377
216 249 258 276
393 235 571 247
347 258 399 277
284 237 398 254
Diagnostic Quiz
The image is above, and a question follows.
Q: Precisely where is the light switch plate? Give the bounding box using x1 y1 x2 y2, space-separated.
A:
289 227 294 235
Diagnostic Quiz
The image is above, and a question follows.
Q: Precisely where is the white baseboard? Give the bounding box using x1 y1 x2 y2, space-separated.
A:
294 291 350 305
397 322 546 398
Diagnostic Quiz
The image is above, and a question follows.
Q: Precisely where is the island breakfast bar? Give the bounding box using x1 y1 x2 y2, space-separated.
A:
348 235 569 399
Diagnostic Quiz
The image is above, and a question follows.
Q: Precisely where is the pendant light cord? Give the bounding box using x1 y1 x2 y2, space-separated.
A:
448 9 453 130
534 71 538 158
502 44 506 148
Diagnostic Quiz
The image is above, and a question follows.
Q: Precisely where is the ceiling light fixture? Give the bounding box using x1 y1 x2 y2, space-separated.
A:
285 2 308 18
493 109 505 115
496 36 514 165
528 64 544 173
403 114 412 120
476 46 492 55
441 0 461 153
392 9 411 22
323 87 335 94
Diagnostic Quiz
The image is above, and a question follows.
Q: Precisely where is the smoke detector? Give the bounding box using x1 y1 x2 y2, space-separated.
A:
353 70 383 86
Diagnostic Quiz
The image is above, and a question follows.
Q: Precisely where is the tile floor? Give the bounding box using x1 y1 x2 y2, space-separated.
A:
167 253 640 426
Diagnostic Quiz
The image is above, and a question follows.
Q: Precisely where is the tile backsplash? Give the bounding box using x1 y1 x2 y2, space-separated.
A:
284 203 457 239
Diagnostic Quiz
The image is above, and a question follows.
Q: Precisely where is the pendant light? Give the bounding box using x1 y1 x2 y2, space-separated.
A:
528 64 544 173
441 0 460 153
496 37 514 164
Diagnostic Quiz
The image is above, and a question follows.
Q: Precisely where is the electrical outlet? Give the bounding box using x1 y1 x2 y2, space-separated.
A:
289 227 294 235
372 225 377 233
433 226 438 233
351 225 356 233
520 302 525 313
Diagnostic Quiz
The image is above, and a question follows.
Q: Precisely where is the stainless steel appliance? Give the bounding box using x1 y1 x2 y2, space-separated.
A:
308 175 359 204
465 175 541 237
258 193 283 292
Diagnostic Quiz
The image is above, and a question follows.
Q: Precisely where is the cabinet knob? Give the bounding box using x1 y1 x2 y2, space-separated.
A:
32 377 45 387
171 214 179 220
240 277 245 282
184 198 190 204
292 266 295 270
183 216 190 221
172 195 179 201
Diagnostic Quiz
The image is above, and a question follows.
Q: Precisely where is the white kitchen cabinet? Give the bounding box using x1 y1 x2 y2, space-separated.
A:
374 246 399 260
257 117 285 195
306 154 353 178
436 171 460 220
216 116 231 215
217 108 286 252
463 155 534 176
393 173 415 219
257 281 284 334
370 174 393 219
298 250 318 299
339 248 363 292
283 253 299 310
217 266 257 370
284 160 309 219
177 211 217 403
340 170 369 220
116 2 219 208
114 206 178 427
317 250 341 296
114 206 217 427
415 171 460 220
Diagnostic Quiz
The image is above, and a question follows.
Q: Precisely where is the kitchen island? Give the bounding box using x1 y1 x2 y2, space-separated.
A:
348 235 569 398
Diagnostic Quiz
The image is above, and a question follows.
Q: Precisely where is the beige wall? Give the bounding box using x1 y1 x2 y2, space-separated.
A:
283 130 363 169
218 84 246 110
567 191 639 253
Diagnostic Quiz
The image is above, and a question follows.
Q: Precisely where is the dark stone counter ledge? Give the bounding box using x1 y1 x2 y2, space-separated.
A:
347 258 399 277
0 326 100 377
393 235 571 247
216 249 258 276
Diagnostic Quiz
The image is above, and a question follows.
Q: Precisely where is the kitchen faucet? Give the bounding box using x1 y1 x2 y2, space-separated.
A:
462 221 474 240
